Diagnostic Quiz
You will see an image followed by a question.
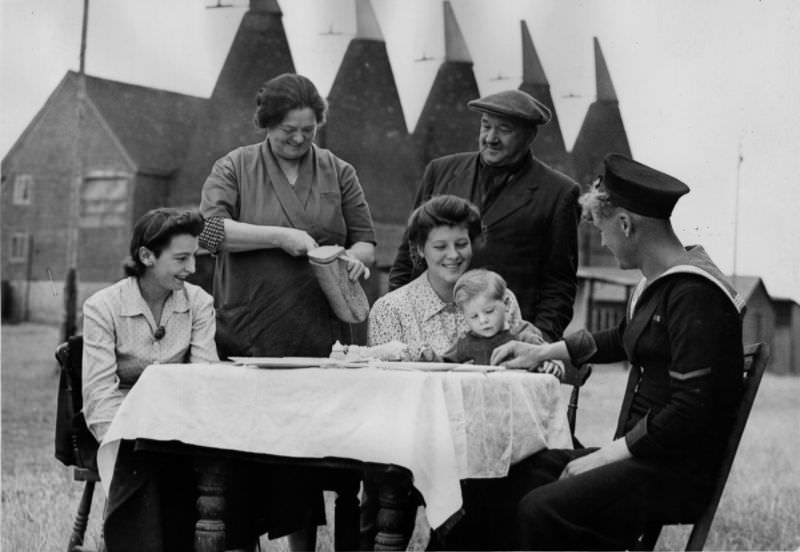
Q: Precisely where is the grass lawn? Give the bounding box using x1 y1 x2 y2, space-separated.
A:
2 323 799 550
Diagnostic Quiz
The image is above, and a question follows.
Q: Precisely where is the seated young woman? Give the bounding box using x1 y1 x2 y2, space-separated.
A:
82 207 218 551
83 208 300 552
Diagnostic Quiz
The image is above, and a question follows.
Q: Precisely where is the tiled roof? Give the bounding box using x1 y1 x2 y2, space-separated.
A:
413 61 480 166
80 72 206 173
729 275 765 303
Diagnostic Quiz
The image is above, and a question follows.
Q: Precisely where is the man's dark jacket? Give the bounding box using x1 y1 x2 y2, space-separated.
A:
389 151 580 341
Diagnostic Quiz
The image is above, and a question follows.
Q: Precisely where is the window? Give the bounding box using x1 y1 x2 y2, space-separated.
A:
80 172 129 228
13 174 33 205
9 232 29 262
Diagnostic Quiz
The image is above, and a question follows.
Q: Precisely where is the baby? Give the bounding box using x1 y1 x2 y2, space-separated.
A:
442 269 563 376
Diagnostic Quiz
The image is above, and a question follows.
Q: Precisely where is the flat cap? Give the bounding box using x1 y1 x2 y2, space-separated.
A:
601 153 690 219
467 89 552 125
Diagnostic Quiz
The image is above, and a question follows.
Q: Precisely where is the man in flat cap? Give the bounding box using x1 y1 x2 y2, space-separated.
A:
389 89 580 343
443 154 745 550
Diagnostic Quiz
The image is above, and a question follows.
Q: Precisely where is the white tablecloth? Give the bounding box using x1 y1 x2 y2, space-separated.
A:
97 363 571 528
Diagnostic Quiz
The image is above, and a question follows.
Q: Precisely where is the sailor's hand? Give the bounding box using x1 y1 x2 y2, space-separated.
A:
536 360 564 379
490 340 546 368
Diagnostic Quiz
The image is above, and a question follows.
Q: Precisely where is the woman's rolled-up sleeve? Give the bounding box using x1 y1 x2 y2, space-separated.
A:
200 154 240 222
199 153 242 253
189 289 219 363
198 216 226 254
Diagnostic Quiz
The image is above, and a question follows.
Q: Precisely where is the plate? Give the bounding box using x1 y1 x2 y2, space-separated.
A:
228 357 338 368
368 360 507 372
228 357 508 372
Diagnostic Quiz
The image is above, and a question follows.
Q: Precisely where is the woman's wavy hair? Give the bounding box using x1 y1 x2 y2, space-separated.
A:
253 73 328 130
124 208 204 277
406 195 484 269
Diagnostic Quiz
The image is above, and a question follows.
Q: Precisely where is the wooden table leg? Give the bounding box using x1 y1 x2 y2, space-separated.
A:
332 470 361 551
375 469 414 551
194 457 228 552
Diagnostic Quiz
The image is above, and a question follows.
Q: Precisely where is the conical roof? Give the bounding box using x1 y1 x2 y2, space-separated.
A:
518 20 568 172
443 1 471 63
322 0 419 226
413 1 480 165
593 37 618 101
173 1 294 206
571 37 631 267
571 37 630 186
354 0 383 41
83 73 206 173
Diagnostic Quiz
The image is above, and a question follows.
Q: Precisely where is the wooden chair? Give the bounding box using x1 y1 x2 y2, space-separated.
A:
55 336 362 551
634 342 770 551
561 360 593 447
54 335 102 552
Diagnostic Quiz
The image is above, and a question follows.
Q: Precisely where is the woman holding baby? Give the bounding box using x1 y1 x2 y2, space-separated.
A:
362 194 562 547
368 194 560 367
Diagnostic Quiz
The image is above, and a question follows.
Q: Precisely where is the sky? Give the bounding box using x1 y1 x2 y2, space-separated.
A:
1 0 799 302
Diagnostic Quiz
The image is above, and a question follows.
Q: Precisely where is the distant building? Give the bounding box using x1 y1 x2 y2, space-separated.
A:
568 269 783 372
772 298 800 375
1 72 205 322
565 266 639 337
732 276 776 355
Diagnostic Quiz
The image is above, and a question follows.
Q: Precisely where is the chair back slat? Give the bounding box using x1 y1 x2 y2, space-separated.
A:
54 335 99 471
684 342 770 550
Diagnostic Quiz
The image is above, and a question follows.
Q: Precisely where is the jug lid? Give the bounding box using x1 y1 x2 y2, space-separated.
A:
308 245 344 263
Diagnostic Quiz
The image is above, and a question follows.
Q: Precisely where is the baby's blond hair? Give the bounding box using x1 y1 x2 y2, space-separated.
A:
453 269 506 308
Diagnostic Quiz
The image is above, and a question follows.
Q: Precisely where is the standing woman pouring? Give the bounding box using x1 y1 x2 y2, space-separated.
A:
198 72 375 550
199 72 376 358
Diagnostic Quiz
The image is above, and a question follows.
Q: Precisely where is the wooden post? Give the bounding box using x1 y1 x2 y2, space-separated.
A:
63 0 89 341
79 0 88 74
332 470 361 551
